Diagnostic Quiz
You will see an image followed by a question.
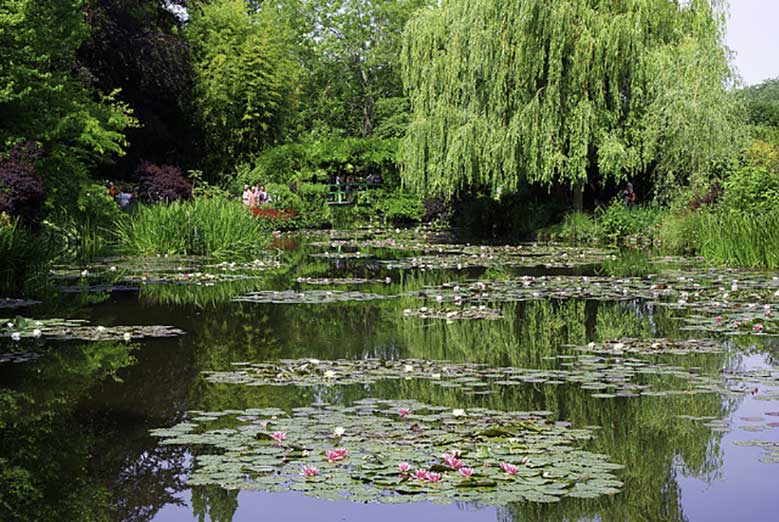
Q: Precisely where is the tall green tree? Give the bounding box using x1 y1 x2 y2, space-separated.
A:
288 0 430 138
0 0 136 217
185 0 300 175
401 0 742 199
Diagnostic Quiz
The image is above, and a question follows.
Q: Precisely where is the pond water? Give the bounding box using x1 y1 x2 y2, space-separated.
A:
2 229 779 522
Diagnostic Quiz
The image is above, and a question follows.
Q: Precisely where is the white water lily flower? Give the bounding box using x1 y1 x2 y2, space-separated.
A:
81 269 89 277
333 426 345 437
123 332 132 342
32 329 42 338
403 364 414 373
309 358 320 365
431 373 442 380
96 326 106 333
613 343 625 350
6 322 13 329
436 295 444 303
110 266 117 272
384 277 392 284
11 332 21 341
35 321 42 326
323 370 336 379
452 409 466 417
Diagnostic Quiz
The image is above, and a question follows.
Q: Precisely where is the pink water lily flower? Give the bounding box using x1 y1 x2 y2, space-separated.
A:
301 465 319 478
458 467 474 478
426 472 442 483
414 469 430 481
753 323 764 333
715 316 724 325
443 453 464 469
500 462 519 476
271 431 287 443
398 408 411 418
398 462 411 473
326 448 348 462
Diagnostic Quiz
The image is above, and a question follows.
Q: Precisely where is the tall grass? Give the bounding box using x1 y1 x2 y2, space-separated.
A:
117 198 269 260
694 211 779 269
0 218 53 295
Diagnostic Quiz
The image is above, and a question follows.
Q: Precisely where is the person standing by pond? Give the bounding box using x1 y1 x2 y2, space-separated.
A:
258 185 269 206
623 182 637 208
242 184 252 206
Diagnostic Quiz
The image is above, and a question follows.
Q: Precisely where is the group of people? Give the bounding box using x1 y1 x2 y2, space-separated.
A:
242 185 271 208
107 182 134 208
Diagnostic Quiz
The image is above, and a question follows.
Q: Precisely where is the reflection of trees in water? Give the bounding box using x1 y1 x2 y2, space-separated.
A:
191 485 238 522
104 445 190 522
0 341 137 522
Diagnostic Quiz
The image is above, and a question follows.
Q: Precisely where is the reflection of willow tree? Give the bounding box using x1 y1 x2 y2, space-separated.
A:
0 341 136 522
395 300 588 366
138 278 268 308
385 297 736 522
191 485 238 522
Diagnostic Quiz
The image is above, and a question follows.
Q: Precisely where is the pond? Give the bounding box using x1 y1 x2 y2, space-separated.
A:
2 228 779 522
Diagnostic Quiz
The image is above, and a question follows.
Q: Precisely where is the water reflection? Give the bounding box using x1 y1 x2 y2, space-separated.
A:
1 236 777 521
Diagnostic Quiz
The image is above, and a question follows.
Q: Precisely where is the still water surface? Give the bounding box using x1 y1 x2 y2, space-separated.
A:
2 232 778 522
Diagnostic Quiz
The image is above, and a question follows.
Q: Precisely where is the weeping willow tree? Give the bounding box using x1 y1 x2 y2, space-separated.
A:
401 0 742 199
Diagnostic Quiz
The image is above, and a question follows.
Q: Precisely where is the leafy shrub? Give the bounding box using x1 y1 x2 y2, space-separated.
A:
597 200 663 245
0 216 53 294
0 142 45 226
722 165 779 213
546 212 602 245
656 211 702 255
137 161 192 202
46 182 126 260
117 197 268 259
235 137 400 189
353 188 425 225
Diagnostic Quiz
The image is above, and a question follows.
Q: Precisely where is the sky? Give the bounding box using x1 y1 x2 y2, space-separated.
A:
726 0 779 85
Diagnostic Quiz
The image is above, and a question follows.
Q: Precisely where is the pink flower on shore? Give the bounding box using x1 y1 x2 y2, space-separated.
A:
443 453 464 469
326 448 348 463
458 467 474 478
426 472 442 483
398 462 411 473
398 408 411 418
500 462 519 476
271 431 287 443
415 469 430 481
301 465 319 478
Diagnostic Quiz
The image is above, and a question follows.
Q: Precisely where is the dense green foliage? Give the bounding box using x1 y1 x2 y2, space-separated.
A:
401 0 740 198
116 198 269 259
0 216 52 294
185 0 299 174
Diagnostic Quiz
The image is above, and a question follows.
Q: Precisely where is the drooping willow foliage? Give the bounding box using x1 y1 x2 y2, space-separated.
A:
401 0 742 198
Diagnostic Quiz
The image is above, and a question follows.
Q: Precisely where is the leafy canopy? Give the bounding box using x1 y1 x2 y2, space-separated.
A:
185 0 300 174
401 0 741 199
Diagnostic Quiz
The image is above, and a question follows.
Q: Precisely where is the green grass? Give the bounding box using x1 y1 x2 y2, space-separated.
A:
116 198 270 260
0 218 53 295
694 211 779 269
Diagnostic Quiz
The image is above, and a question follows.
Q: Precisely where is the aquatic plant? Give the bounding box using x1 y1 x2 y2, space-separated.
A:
151 399 624 504
117 197 269 260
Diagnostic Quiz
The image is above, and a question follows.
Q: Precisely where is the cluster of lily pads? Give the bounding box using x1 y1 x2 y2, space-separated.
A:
233 290 393 305
402 305 503 321
1 317 185 342
573 338 724 356
151 399 624 504
296 277 393 286
202 355 722 400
